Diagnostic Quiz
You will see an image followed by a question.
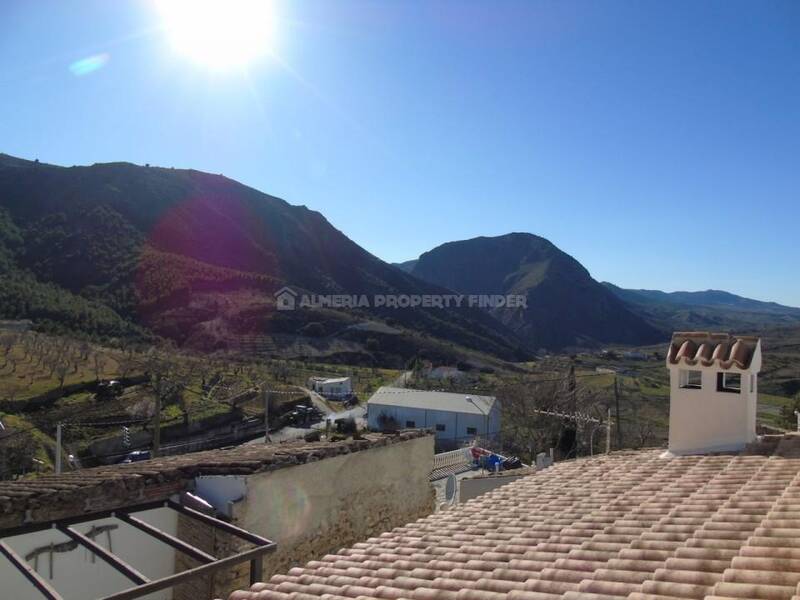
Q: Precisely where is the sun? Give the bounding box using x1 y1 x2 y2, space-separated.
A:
156 0 275 70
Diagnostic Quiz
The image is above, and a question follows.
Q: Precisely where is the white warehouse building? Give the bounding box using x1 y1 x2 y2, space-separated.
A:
367 386 499 442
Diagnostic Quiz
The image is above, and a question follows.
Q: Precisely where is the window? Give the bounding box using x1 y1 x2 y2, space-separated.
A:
435 424 446 432
679 369 702 389
405 420 416 428
717 372 741 394
750 374 755 394
466 426 477 435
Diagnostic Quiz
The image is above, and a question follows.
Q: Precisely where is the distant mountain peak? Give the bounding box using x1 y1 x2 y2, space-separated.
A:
405 233 663 350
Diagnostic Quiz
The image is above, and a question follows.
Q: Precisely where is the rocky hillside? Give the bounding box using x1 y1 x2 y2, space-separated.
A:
0 154 529 365
405 233 664 350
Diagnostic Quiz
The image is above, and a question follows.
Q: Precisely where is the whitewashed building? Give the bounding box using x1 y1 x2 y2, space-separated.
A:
308 376 352 399
367 386 499 442
666 331 762 455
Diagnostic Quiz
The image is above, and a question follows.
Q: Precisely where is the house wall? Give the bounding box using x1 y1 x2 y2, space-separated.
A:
0 508 176 600
183 434 435 599
368 403 500 442
667 365 758 454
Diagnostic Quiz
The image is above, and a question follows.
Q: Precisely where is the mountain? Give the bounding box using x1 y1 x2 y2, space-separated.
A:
0 154 530 365
405 233 664 350
394 259 418 273
603 283 800 332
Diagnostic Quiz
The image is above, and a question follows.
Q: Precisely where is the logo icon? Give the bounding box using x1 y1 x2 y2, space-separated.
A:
274 286 298 311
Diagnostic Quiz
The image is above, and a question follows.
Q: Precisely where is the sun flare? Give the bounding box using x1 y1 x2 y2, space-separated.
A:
156 0 275 70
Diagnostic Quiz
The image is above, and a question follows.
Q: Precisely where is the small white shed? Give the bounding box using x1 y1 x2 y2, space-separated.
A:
308 376 352 399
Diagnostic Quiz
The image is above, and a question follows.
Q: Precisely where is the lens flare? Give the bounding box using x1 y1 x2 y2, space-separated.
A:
68 53 110 76
134 192 283 348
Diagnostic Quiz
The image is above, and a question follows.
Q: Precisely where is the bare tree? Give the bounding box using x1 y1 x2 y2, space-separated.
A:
139 347 195 455
92 352 108 381
498 371 604 462
627 402 666 449
54 358 70 391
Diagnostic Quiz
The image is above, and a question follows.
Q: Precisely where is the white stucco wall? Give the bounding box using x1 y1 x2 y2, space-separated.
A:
230 435 434 580
667 365 758 454
0 508 177 600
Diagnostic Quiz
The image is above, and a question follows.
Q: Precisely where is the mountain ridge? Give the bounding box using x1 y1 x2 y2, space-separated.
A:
0 153 530 365
405 232 664 350
603 283 800 332
602 284 800 312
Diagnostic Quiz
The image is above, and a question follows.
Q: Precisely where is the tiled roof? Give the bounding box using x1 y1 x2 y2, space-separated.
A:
667 332 760 371
368 387 496 415
231 434 800 600
0 431 428 531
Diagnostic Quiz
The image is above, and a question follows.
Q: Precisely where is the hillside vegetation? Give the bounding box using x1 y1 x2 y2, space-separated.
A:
0 154 528 366
0 329 402 478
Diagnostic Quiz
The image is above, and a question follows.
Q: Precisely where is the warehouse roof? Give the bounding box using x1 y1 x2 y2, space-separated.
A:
367 387 496 416
230 434 800 600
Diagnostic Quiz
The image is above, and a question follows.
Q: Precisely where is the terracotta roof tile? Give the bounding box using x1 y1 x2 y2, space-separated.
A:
667 332 760 370
232 435 800 600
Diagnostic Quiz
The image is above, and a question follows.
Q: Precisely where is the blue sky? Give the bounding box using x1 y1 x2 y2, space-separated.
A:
1 1 799 305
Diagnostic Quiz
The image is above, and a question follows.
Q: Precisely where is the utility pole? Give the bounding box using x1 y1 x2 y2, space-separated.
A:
263 386 271 443
567 364 578 458
55 422 63 474
606 408 612 454
152 390 161 458
614 376 621 449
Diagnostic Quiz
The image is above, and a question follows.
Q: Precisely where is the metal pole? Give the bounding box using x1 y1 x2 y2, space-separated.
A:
152 391 161 458
55 422 62 475
250 557 263 585
614 376 621 449
263 387 270 443
795 410 799 432
606 408 612 454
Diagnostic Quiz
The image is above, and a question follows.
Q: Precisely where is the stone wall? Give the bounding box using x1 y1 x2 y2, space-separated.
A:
179 434 435 600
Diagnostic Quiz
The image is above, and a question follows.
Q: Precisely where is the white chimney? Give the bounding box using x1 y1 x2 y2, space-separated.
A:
666 332 762 455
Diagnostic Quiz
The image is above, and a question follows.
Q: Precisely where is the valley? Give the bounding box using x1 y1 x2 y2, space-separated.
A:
1 153 798 481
